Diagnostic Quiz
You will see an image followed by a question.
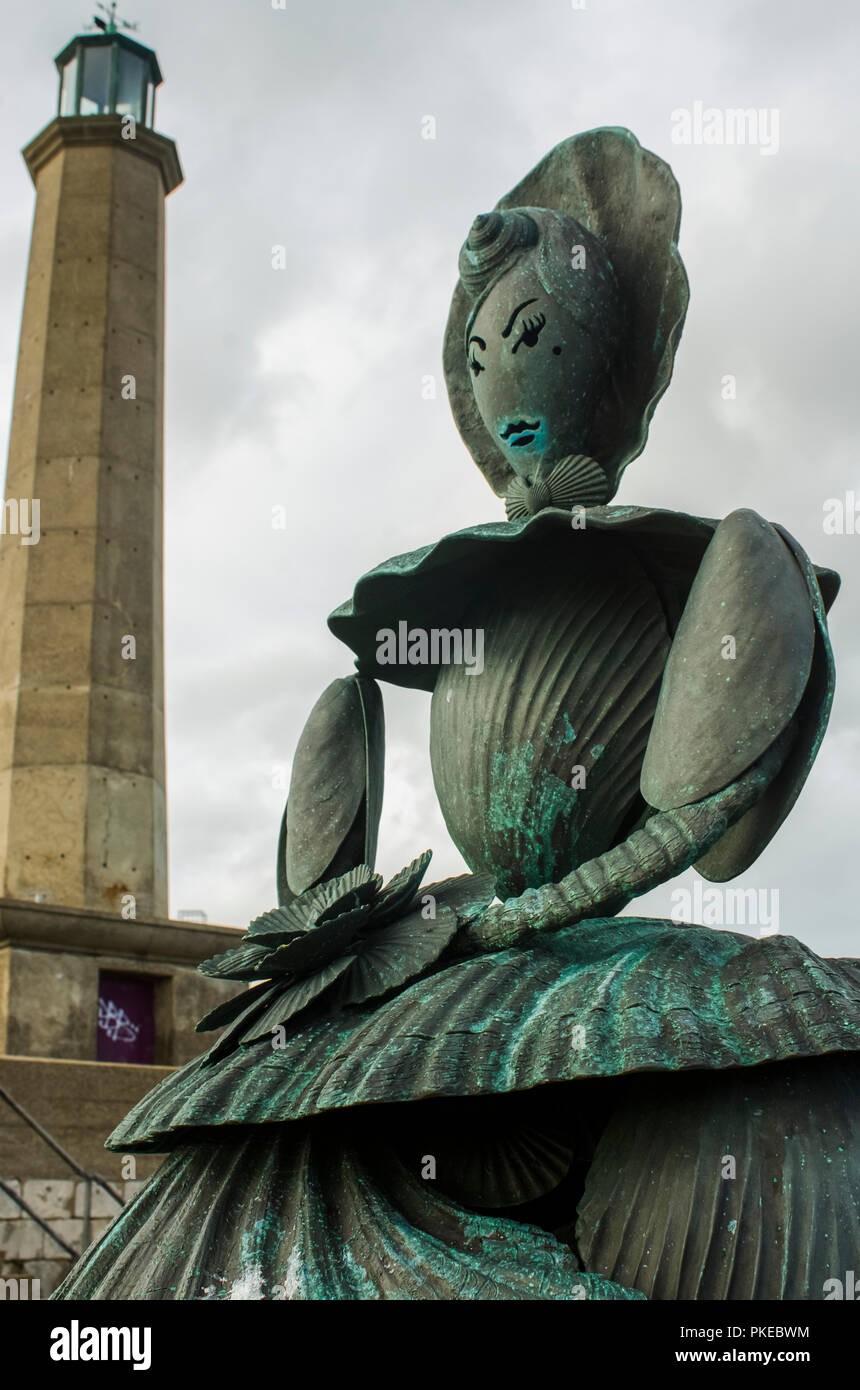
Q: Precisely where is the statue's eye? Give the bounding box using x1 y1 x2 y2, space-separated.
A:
511 313 546 354
467 335 486 376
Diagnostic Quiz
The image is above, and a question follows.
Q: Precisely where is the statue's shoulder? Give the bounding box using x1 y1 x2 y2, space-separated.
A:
327 507 839 690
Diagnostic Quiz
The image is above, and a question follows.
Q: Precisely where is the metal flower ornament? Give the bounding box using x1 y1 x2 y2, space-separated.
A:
195 852 493 1062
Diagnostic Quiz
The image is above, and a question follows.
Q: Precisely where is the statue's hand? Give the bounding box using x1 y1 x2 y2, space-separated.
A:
461 882 590 955
458 732 792 957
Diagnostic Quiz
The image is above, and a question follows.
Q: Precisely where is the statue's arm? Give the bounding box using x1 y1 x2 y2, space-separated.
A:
276 674 384 904
461 509 833 954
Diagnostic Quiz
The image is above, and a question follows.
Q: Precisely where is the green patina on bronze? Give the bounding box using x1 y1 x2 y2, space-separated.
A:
54 127 858 1304
485 742 582 892
108 918 860 1152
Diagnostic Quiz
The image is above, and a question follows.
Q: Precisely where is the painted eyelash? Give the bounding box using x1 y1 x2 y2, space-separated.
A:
511 313 546 354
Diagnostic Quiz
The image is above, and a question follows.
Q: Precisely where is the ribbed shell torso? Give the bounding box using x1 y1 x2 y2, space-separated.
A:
429 531 672 896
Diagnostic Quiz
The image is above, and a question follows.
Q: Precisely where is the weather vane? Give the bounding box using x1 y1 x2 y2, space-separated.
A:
85 1 139 35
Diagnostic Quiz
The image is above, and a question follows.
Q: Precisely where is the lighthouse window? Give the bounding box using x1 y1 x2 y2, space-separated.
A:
80 44 111 115
59 55 78 116
116 48 146 122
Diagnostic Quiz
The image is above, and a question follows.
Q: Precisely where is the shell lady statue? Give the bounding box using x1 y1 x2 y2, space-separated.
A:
55 128 860 1302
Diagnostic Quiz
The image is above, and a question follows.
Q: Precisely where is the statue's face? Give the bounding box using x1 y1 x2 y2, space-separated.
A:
467 251 604 478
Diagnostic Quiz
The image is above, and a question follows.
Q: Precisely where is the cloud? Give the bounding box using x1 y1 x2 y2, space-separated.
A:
1 0 857 960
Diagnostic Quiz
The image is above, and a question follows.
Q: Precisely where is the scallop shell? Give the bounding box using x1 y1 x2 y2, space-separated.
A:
504 473 552 519
197 941 278 981
247 865 380 939
113 922 860 1149
56 1124 643 1301
545 453 610 508
429 531 669 896
367 849 432 926
239 956 357 1046
578 1054 860 1300
504 454 609 519
330 903 457 1009
420 1124 574 1209
282 676 384 899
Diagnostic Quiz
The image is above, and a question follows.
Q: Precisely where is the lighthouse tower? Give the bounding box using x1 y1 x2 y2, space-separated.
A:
0 16 239 1294
0 14 181 918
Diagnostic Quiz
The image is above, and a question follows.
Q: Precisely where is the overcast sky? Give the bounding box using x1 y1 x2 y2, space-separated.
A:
2 0 858 955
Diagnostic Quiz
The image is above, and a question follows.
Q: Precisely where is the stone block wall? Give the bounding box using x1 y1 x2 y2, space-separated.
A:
0 1054 171 1297
0 1175 147 1296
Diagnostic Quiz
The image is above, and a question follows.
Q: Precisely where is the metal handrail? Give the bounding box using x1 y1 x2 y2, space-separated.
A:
0 1178 78 1258
0 1085 123 1205
0 1083 124 1258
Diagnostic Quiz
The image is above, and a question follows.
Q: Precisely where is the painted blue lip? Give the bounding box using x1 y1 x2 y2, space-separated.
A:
499 417 544 452
500 418 540 441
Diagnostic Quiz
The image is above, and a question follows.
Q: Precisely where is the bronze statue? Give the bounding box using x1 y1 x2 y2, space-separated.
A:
54 128 859 1302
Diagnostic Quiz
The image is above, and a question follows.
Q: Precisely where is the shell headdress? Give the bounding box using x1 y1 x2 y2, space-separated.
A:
443 127 690 503
458 209 539 298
